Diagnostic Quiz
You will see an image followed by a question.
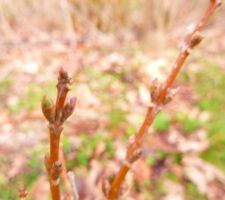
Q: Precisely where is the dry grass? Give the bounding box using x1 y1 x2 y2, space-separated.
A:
0 0 205 31
0 0 217 46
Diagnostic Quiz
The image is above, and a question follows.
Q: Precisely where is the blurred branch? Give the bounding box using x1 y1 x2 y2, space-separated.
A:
59 146 76 199
67 171 79 200
107 0 222 199
18 186 28 200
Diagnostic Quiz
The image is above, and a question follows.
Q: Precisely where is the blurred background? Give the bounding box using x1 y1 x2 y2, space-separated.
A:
0 0 224 199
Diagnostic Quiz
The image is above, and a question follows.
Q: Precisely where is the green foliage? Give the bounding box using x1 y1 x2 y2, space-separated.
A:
124 126 136 138
150 179 166 199
74 133 115 166
207 116 225 137
75 150 90 167
153 113 171 132
185 182 207 200
146 151 167 166
193 60 225 172
105 138 115 159
0 187 17 200
195 61 225 112
202 140 225 172
8 81 56 113
62 136 72 153
0 77 14 97
165 171 179 182
184 118 200 133
75 133 100 166
176 112 200 133
145 155 155 166
108 109 126 128
198 99 221 111
172 153 182 165
24 171 39 186
8 84 43 113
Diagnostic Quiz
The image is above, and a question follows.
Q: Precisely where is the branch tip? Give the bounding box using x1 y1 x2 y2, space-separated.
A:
210 0 222 7
59 67 69 80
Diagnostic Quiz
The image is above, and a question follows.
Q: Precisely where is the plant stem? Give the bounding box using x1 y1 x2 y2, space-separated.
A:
107 1 221 199
42 68 76 200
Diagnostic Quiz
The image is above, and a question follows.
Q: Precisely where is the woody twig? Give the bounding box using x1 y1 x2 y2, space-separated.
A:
42 68 76 200
107 0 222 199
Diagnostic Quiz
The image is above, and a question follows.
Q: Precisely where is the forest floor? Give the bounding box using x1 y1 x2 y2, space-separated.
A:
0 7 225 200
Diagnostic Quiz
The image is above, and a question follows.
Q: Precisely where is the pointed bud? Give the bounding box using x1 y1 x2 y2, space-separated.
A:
41 95 55 123
210 0 222 7
129 148 142 163
189 32 203 49
150 79 162 103
59 67 69 80
58 67 71 85
61 96 77 123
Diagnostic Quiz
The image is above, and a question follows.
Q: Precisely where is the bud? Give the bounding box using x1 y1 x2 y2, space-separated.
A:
210 0 222 7
150 79 162 103
61 96 77 123
41 95 55 123
58 67 71 85
51 161 62 181
59 67 69 80
128 148 142 163
189 32 203 49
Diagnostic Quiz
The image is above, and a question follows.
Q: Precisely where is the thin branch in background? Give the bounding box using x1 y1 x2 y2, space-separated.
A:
67 171 80 200
42 68 77 200
18 186 28 200
107 0 222 199
59 145 75 199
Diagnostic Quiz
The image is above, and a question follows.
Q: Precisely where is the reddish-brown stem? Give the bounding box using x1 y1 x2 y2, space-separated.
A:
107 1 221 199
49 179 61 200
48 126 62 200
136 106 154 143
42 68 76 200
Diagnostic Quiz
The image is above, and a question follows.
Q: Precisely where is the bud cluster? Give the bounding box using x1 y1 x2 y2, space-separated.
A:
41 69 76 126
42 68 77 198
